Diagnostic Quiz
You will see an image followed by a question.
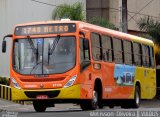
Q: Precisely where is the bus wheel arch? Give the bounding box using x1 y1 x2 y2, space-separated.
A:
94 78 103 109
80 78 103 110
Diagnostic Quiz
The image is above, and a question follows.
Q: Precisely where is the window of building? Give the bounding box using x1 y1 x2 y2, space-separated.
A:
91 33 101 61
101 35 113 62
133 43 142 66
123 40 132 65
113 38 123 63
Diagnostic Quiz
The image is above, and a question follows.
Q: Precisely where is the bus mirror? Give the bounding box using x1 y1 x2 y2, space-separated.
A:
83 39 89 50
2 40 6 53
2 34 12 53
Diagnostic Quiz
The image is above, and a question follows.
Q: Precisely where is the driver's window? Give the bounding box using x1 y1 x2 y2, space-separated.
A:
80 38 90 71
13 42 20 71
80 38 90 63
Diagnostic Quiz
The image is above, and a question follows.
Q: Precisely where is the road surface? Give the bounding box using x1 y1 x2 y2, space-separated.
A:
0 99 160 117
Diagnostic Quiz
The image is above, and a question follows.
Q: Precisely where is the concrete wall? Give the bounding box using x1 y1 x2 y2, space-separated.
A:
109 0 160 31
128 0 160 31
86 0 109 21
87 0 160 32
109 0 122 30
86 0 122 30
0 0 86 77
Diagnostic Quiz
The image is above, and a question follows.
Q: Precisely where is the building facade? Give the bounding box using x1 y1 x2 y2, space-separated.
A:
87 0 160 33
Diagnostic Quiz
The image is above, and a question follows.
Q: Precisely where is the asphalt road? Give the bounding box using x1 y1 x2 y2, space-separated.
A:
1 99 160 117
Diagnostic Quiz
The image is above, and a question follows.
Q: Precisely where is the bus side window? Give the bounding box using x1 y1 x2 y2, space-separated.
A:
149 46 155 68
80 38 90 71
113 38 123 64
123 40 132 65
91 33 101 61
102 35 112 62
142 45 150 67
133 42 142 66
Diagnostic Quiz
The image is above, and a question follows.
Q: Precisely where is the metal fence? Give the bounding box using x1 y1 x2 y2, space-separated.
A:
0 84 24 105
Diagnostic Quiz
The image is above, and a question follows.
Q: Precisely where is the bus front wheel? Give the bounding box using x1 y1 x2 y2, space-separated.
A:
33 100 46 112
80 89 98 110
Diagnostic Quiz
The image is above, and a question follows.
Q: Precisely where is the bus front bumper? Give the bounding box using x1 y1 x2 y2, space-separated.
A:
12 84 81 101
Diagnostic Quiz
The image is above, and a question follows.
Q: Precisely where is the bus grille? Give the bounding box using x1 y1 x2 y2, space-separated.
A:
20 77 65 82
24 90 60 98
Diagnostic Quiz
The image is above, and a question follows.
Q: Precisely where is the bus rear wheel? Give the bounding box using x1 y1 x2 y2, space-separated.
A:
80 89 98 110
33 100 46 112
132 85 140 108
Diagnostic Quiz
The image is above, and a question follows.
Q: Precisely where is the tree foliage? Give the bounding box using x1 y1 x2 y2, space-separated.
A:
52 2 85 21
89 17 117 30
138 16 160 65
0 77 10 86
138 16 160 46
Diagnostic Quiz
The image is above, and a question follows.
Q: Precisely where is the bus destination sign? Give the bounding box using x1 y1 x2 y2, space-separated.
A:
14 23 76 36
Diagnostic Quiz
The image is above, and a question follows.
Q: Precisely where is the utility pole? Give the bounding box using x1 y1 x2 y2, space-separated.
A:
122 0 128 33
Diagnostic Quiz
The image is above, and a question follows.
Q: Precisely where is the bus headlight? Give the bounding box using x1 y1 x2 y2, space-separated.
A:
64 75 77 88
11 78 21 89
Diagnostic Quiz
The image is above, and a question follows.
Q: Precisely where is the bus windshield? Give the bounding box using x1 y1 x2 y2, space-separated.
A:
13 36 76 75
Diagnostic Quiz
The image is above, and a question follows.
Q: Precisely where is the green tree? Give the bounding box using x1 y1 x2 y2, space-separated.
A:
89 17 117 30
52 2 85 21
138 16 160 65
138 16 160 45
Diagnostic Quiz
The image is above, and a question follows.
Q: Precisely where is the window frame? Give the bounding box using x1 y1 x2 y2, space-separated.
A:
80 37 91 71
123 40 133 65
133 42 142 66
91 32 102 61
101 35 113 62
142 44 150 67
112 37 123 64
149 46 155 68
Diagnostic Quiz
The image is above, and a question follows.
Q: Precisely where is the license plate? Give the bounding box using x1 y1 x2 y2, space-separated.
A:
36 95 48 99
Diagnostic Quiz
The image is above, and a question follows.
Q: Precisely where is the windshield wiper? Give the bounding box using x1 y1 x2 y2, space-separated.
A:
27 36 37 56
48 35 60 55
27 36 39 64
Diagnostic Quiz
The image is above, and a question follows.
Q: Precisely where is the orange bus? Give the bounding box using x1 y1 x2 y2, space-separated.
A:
2 20 156 112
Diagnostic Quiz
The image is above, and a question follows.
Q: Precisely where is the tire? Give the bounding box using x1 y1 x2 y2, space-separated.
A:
80 89 98 110
109 105 114 108
98 103 104 109
121 104 129 109
132 85 140 108
98 91 103 109
33 101 46 112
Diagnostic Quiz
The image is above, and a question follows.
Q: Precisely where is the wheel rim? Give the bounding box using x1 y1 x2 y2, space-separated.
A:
135 90 140 105
93 90 98 107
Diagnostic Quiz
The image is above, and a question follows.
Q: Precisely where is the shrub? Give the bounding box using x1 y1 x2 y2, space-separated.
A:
0 77 10 86
89 17 117 30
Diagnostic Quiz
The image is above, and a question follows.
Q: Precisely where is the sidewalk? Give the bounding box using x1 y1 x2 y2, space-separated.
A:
0 99 80 112
0 99 31 112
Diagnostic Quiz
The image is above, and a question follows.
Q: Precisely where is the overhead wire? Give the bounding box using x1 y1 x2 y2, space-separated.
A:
31 0 158 29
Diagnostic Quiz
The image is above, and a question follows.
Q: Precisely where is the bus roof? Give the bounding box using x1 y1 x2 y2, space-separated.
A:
14 20 154 46
14 20 77 27
79 21 154 46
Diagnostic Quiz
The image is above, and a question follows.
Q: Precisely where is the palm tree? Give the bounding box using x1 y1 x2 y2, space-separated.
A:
138 16 160 65
52 2 85 21
138 16 160 45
